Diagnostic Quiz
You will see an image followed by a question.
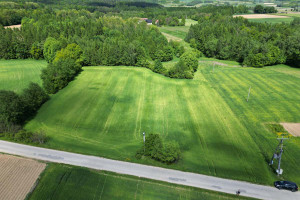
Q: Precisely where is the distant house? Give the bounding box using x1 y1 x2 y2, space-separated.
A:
139 18 153 25
138 18 159 26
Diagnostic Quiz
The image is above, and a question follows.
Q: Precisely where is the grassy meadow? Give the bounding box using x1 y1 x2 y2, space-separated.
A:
159 19 197 40
0 59 46 93
274 13 300 18
29 163 255 200
23 61 300 185
248 17 294 24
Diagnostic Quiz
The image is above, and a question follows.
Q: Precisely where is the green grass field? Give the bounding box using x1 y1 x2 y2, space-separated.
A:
28 163 254 200
23 61 300 185
159 19 198 40
0 59 46 93
159 26 188 39
274 13 300 18
248 17 294 24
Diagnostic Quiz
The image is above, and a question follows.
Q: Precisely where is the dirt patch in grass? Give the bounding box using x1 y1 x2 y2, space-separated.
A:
234 14 289 19
161 32 182 42
4 24 21 29
0 154 46 200
199 61 228 66
198 61 240 67
280 123 300 137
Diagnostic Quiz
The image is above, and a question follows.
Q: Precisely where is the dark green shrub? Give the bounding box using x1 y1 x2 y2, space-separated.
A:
0 90 25 125
41 44 83 94
0 123 22 134
162 46 174 61
144 133 163 160
161 141 181 163
30 42 43 60
168 60 194 79
153 59 166 74
136 57 151 68
41 58 79 94
170 40 185 58
266 124 286 134
137 133 181 164
21 82 49 117
14 130 33 143
180 51 199 72
135 149 144 159
31 130 48 144
43 37 62 63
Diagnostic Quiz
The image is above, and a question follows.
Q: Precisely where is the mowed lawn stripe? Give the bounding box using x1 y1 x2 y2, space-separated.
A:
185 79 267 181
226 69 275 120
201 64 300 183
250 71 300 121
210 66 300 122
227 67 300 122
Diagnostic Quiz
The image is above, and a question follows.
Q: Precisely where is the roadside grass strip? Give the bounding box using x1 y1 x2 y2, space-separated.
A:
29 163 256 200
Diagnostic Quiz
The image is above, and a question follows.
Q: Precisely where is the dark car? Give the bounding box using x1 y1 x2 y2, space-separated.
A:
274 181 298 192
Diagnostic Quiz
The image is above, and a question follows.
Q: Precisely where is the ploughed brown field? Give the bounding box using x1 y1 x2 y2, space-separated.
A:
0 154 46 200
281 123 300 137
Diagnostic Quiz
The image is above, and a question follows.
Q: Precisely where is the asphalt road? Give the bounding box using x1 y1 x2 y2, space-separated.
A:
0 140 299 200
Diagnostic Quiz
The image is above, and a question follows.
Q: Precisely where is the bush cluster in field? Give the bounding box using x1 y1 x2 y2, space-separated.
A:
0 83 49 143
152 49 201 79
136 134 181 164
1 129 48 144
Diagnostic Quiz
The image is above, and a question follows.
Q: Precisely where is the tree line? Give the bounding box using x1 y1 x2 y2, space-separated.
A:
0 1 250 26
0 9 200 95
186 15 300 67
254 5 277 14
